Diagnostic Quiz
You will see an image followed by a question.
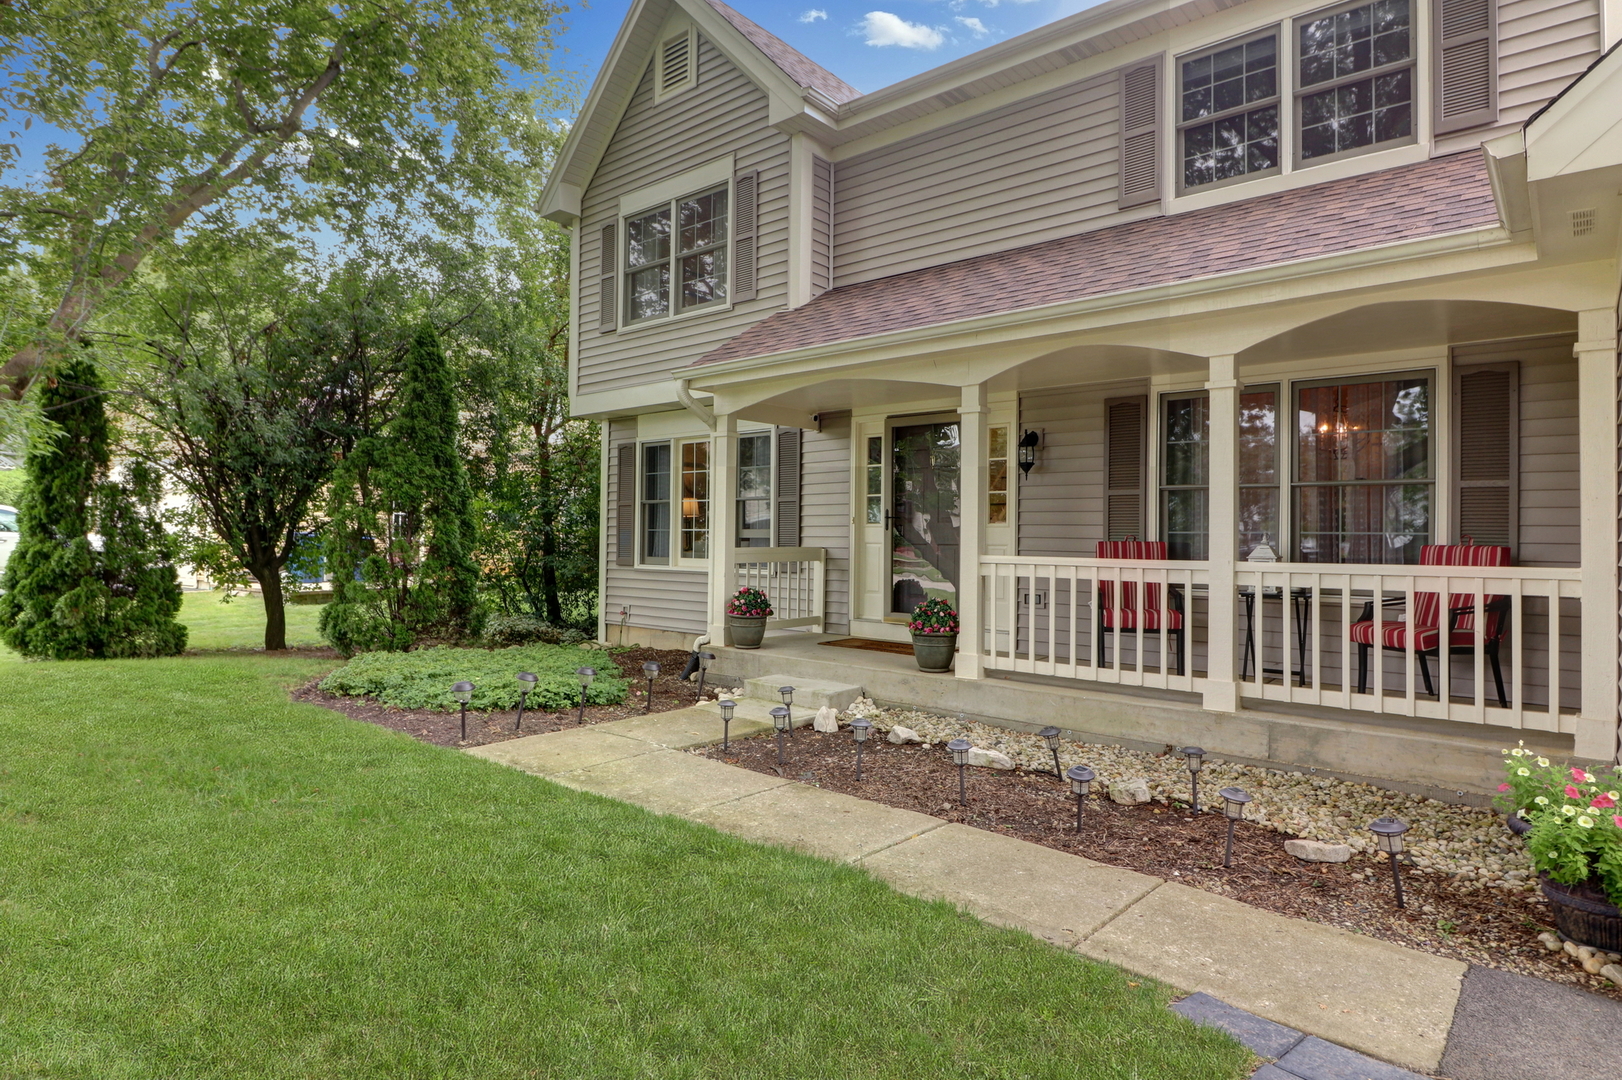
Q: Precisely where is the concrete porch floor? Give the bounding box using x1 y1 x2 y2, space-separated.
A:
708 632 1573 801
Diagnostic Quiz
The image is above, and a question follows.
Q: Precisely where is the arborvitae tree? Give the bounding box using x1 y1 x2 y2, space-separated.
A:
0 359 186 658
320 325 480 654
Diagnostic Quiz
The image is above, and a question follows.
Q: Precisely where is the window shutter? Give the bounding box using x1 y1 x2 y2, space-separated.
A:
598 223 618 333
732 170 758 303
1454 363 1518 549
1105 396 1147 541
615 442 636 566
1117 61 1161 209
774 426 800 547
810 156 834 296
657 31 695 99
1433 0 1497 134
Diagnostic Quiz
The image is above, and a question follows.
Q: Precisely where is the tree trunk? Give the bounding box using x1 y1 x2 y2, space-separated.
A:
253 565 288 650
541 517 562 625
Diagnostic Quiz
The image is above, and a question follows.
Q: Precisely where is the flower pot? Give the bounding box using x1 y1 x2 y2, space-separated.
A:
1540 873 1622 952
727 614 768 649
911 632 957 673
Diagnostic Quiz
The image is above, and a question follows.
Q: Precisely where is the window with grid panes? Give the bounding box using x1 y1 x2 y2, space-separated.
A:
737 432 772 546
1239 386 1280 558
1296 0 1414 162
1161 394 1210 560
642 442 672 563
1178 33 1280 190
624 185 729 323
988 427 1009 524
680 441 709 560
865 436 883 525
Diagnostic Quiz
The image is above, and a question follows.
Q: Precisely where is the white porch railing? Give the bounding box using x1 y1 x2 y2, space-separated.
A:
733 547 827 630
980 556 1210 694
1233 563 1582 733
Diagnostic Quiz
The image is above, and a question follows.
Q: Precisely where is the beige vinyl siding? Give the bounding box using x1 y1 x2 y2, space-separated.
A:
810 155 834 297
1015 383 1147 558
800 414 851 635
577 35 790 395
604 421 709 637
832 74 1135 288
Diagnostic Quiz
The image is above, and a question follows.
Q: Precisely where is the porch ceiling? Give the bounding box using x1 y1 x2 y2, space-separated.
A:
1238 300 1577 367
733 378 961 422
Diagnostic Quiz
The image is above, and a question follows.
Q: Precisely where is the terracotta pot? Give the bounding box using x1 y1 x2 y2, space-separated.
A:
911 632 957 673
727 614 767 649
1540 873 1622 952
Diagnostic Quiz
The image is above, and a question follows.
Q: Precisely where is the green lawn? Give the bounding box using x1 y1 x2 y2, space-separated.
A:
0 652 1252 1079
0 590 324 662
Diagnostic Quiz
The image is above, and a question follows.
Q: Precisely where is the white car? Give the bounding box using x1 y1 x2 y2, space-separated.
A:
0 505 16 574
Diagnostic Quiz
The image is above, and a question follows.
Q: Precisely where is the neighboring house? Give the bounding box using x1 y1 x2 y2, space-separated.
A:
541 0 1622 783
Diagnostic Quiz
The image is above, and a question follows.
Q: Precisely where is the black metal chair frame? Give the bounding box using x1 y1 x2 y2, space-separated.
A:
1354 595 1510 707
1097 586 1185 676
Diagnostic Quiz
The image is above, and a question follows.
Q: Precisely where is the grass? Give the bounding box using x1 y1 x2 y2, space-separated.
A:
0 591 325 663
0 654 1252 1079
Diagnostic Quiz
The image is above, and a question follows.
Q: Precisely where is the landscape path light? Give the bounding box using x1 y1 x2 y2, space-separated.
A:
1066 765 1096 832
695 651 716 700
1039 726 1063 777
514 671 537 731
719 698 735 751
1218 787 1252 868
850 717 872 781
642 661 661 714
575 666 596 725
779 686 795 735
948 738 973 806
770 706 791 765
1180 746 1206 813
1369 817 1411 909
452 681 475 741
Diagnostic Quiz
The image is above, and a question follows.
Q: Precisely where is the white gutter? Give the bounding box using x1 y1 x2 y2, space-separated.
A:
676 379 716 430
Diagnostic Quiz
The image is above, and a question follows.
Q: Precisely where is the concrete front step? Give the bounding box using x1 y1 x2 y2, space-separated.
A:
741 675 863 714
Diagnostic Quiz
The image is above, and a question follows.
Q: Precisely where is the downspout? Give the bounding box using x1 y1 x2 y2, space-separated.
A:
676 379 715 430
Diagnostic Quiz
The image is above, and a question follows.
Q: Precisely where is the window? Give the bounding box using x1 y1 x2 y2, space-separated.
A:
642 442 671 564
988 427 1009 524
1178 33 1280 190
1239 386 1280 558
680 441 709 560
1296 0 1414 162
624 185 729 324
737 432 773 546
1162 393 1210 560
1293 374 1431 563
865 436 883 525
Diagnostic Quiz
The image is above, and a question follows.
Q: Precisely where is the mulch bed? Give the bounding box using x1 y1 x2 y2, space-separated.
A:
700 728 1622 1001
292 647 717 749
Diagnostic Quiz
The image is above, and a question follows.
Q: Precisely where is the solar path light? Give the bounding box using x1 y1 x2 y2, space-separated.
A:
1180 746 1206 813
948 738 973 806
1219 787 1252 868
1369 817 1411 909
1066 765 1096 832
1039 726 1063 777
850 717 872 781
770 706 791 765
575 667 596 725
778 686 795 735
514 671 537 731
642 661 660 714
452 681 475 741
719 698 735 751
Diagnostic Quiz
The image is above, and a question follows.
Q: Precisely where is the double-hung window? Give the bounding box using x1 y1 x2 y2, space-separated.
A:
1178 33 1281 191
642 439 710 565
1296 0 1414 163
624 186 729 324
737 431 773 547
642 443 672 563
1156 387 1281 560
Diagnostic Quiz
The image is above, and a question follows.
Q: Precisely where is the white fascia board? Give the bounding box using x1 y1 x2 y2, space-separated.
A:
1525 44 1622 181
572 381 690 420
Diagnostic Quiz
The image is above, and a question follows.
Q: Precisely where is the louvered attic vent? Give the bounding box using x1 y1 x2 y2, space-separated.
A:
657 31 695 101
1570 209 1596 238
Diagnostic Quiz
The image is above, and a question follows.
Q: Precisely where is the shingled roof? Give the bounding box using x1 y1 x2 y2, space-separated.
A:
704 0 861 104
695 151 1500 368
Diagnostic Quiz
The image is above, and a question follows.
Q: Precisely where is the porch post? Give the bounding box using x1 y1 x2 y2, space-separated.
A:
957 384 988 680
706 411 740 647
1574 309 1620 763
1203 354 1241 713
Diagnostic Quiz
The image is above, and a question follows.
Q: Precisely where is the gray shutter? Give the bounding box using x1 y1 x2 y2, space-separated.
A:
1117 61 1160 209
598 223 618 333
1105 396 1147 541
810 156 833 296
1433 0 1497 134
1454 363 1518 549
732 170 758 303
774 426 800 547
615 442 635 566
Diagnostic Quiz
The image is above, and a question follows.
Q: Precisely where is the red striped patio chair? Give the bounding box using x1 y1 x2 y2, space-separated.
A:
1096 539 1184 676
1350 541 1511 706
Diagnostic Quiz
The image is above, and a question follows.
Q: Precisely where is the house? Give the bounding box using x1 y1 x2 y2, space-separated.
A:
540 0 1622 791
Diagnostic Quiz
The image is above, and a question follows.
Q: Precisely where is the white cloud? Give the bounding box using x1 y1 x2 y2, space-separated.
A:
798 8 827 22
955 15 989 35
860 11 946 49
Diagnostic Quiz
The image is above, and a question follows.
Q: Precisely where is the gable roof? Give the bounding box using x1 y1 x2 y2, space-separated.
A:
693 151 1501 368
703 0 858 104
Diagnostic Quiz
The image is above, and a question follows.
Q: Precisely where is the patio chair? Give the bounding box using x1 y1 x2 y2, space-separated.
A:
1350 541 1512 707
1096 539 1184 676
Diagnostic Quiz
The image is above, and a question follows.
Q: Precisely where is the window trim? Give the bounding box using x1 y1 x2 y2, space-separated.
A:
638 437 712 569
736 428 775 548
1173 27 1285 196
1291 0 1420 169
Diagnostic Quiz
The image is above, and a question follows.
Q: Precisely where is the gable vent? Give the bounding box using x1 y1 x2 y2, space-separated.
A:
1571 209 1597 238
657 31 694 98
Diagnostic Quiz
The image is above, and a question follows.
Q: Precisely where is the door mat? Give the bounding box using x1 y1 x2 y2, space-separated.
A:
819 638 916 656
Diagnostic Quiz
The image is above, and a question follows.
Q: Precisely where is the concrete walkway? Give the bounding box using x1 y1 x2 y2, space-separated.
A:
467 703 1622 1077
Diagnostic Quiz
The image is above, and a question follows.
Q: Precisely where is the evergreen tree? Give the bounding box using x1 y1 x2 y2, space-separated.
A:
0 359 186 658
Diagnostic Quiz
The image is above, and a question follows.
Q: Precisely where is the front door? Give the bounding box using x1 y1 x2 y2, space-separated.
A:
891 420 960 614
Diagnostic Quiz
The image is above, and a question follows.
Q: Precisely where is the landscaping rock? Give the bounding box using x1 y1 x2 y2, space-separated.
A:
1537 932 1563 952
1602 964 1622 990
887 725 923 745
812 706 840 734
1109 778 1151 805
964 747 1015 770
1582 955 1606 975
1284 839 1353 863
1564 940 1581 958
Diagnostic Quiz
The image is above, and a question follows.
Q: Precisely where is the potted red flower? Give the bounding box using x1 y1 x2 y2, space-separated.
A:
908 596 959 673
725 586 773 649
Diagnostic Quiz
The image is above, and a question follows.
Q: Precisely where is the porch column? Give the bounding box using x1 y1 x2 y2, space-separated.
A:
1574 309 1620 763
706 411 740 647
956 384 988 680
1203 354 1241 713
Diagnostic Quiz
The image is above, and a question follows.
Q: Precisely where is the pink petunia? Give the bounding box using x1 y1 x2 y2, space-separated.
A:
1592 793 1617 809
1566 785 1582 800
1615 815 1622 830
1498 783 1512 792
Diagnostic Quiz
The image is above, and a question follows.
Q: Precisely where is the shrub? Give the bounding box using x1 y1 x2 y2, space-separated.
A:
1496 744 1622 905
909 597 959 635
483 613 564 647
319 643 629 712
